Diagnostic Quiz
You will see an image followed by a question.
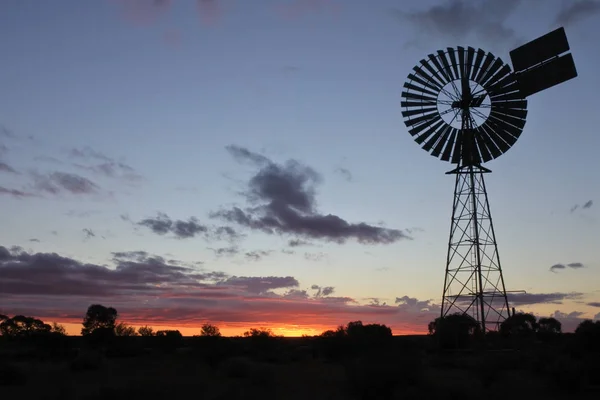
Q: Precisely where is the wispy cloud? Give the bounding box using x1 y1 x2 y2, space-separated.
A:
211 145 411 245
392 0 523 51
334 167 352 182
31 171 100 195
0 162 18 174
0 186 37 199
555 0 600 27
68 146 142 183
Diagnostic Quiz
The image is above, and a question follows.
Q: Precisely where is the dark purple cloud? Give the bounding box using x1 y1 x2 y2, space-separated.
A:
587 302 600 308
212 146 411 245
138 213 208 239
0 186 37 198
0 245 444 333
508 292 582 305
582 200 593 209
32 171 99 195
244 250 272 262
0 162 17 174
555 0 600 27
550 263 566 273
334 167 352 182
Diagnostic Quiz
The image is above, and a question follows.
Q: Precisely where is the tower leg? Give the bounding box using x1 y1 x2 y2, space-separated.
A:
440 164 510 332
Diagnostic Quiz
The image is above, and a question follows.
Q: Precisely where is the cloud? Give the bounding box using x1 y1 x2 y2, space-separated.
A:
0 186 37 198
587 302 600 308
212 146 411 245
550 263 566 272
0 245 443 333
508 292 582 305
0 162 17 174
571 200 593 213
69 146 142 182
31 171 100 195
138 213 209 239
29 238 40 243
334 167 352 182
392 0 523 50
551 262 585 272
555 0 600 27
312 285 335 298
244 250 272 262
0 143 8 156
208 245 239 258
304 252 327 262
288 239 312 247
82 229 96 240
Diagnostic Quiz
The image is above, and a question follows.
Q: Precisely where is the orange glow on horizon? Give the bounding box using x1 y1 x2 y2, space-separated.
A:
59 321 426 337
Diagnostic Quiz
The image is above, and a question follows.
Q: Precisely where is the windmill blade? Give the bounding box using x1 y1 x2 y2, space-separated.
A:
402 107 438 118
409 115 442 136
407 73 441 93
447 47 461 79
401 100 436 108
429 53 451 83
474 52 495 84
431 125 453 157
473 128 494 162
465 47 476 81
401 91 438 103
423 123 448 152
441 128 458 161
415 119 445 144
403 82 438 97
438 50 455 81
472 49 486 81
420 58 448 87
412 65 443 90
451 128 463 164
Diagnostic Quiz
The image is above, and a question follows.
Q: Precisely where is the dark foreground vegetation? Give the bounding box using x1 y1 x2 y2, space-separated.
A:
2 305 600 399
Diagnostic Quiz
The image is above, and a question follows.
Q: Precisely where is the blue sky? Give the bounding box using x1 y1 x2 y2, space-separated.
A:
1 0 599 335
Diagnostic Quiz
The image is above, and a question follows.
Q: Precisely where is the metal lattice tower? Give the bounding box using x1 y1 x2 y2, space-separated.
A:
400 27 578 333
441 164 509 331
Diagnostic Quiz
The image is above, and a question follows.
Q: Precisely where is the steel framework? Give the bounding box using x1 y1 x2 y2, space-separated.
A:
440 163 511 332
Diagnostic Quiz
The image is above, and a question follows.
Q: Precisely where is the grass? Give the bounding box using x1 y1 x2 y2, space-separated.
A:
1 336 599 399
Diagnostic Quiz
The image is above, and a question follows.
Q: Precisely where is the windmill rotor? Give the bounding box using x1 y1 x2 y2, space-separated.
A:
401 47 528 166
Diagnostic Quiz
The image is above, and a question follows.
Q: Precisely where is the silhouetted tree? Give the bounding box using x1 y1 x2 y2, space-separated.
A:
156 330 183 351
115 322 138 336
428 313 481 349
200 323 221 337
137 325 154 336
538 317 562 334
50 322 67 336
574 319 600 351
81 304 117 336
0 315 51 337
243 327 278 338
499 312 538 337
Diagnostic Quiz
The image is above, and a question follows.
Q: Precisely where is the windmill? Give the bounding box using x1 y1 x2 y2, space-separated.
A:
400 27 578 332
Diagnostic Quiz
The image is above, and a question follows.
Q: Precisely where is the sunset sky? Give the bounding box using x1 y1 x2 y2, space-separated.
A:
1 0 599 336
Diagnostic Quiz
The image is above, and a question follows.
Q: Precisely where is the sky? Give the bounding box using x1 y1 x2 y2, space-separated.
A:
1 0 599 336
